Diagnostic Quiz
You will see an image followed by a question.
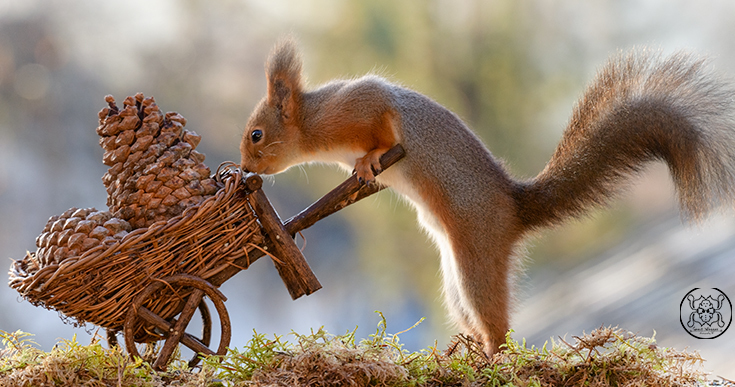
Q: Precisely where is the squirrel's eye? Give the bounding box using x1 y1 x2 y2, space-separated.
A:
251 129 263 144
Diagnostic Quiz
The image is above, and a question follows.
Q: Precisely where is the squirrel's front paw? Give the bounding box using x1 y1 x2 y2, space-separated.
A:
354 159 377 184
354 150 385 184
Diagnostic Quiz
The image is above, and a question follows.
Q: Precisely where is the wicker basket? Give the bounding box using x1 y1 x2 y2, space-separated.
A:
9 165 264 342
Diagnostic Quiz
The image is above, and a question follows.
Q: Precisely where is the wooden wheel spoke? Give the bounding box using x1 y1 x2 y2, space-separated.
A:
138 306 173 332
174 290 205 332
180 333 214 356
152 289 204 370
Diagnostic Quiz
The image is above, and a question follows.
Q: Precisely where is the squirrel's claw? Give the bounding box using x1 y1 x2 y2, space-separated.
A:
354 148 388 184
354 162 376 184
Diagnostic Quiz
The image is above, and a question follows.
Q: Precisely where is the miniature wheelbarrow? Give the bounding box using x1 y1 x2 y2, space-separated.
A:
8 94 405 370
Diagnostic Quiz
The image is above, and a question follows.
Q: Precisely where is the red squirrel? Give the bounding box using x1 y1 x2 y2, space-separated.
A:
240 39 735 355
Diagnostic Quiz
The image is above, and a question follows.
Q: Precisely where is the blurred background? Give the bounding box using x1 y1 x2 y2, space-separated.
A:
1 0 734 378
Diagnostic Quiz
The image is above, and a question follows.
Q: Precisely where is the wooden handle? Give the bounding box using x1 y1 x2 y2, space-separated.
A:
284 144 405 235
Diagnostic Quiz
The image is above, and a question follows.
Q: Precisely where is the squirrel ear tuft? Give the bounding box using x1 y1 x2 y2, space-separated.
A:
266 38 303 122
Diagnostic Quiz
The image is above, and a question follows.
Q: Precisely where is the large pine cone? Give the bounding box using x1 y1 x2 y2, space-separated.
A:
32 207 131 268
97 93 219 228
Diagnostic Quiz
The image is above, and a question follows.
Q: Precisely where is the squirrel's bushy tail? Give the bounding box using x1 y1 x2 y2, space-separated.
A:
515 50 735 230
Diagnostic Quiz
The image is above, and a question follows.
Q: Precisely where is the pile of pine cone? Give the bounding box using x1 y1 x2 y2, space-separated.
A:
29 93 220 269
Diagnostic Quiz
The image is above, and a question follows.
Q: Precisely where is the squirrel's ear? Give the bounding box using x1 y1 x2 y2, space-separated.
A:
266 38 303 123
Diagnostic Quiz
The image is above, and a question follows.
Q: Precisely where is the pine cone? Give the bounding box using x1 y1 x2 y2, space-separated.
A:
97 93 220 229
32 207 131 267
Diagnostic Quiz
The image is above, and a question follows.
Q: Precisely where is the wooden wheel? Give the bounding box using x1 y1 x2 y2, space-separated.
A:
124 274 231 370
111 301 211 365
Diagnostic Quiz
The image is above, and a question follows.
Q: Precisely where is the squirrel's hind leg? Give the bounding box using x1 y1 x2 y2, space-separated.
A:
438 244 478 338
445 230 516 356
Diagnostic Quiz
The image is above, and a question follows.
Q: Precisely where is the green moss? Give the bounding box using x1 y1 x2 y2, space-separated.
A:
1 316 706 387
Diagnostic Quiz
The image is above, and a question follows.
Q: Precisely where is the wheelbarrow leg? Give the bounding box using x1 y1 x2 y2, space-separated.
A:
250 188 322 299
106 329 119 347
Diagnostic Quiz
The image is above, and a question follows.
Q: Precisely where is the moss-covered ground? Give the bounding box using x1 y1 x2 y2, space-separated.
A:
0 315 712 386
